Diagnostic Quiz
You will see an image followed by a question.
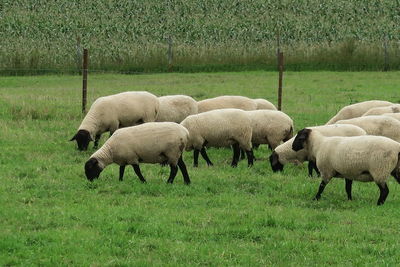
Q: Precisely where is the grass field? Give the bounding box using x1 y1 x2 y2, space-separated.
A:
1 71 400 265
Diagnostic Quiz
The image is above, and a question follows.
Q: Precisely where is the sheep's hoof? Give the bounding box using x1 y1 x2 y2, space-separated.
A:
193 164 198 168
184 181 191 185
231 164 238 168
207 163 213 167
313 196 321 201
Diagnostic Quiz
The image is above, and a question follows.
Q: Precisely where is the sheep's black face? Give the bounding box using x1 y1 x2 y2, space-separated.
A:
70 130 92 151
85 158 102 181
269 151 284 172
292 128 312 151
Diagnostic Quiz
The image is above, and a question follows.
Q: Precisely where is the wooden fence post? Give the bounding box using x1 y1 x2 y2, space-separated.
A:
168 37 173 72
278 52 284 111
82 48 88 114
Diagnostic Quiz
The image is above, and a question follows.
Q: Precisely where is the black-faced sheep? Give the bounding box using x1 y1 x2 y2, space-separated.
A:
71 91 159 151
325 100 392 125
84 122 190 184
270 124 367 176
292 128 400 205
197 95 257 113
180 108 254 167
362 104 400 116
156 95 198 123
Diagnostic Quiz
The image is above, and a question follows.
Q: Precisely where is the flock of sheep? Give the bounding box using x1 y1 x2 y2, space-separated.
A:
70 93 400 206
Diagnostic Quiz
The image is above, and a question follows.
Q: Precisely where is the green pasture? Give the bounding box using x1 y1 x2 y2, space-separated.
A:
1 71 400 265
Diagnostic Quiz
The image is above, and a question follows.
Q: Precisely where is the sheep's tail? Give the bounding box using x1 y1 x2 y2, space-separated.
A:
283 126 293 142
392 152 400 184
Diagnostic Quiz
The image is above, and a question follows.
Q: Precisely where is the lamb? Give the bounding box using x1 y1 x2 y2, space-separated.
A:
156 95 198 123
335 115 400 142
325 100 392 124
84 122 190 184
71 91 159 151
292 128 400 205
362 104 400 116
246 110 293 150
270 124 367 176
197 95 257 113
180 108 254 167
253 98 277 110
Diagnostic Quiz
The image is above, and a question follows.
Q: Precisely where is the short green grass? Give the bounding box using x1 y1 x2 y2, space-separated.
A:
1 71 400 265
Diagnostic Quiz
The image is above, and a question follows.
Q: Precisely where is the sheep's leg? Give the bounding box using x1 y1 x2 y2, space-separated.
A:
239 148 246 160
231 143 240 167
307 162 314 177
245 149 254 167
177 156 191 185
345 179 353 200
314 180 327 200
200 147 213 166
193 149 200 167
119 165 125 181
167 164 178 184
132 164 146 183
391 168 400 183
376 182 389 206
308 161 320 177
93 134 101 149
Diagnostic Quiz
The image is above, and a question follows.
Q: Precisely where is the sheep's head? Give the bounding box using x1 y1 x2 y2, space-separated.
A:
70 129 92 151
269 151 284 172
85 158 103 181
292 128 312 151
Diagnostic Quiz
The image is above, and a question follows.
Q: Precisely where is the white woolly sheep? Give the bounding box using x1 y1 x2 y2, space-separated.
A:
84 122 190 184
156 95 198 123
197 95 257 113
180 108 254 167
292 128 400 205
362 104 400 116
270 124 367 176
253 98 277 110
246 110 293 150
71 91 159 151
325 100 392 124
381 113 400 121
336 115 400 142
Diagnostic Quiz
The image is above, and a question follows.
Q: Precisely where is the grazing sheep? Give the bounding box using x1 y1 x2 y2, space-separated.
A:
270 124 367 176
362 104 400 116
253 98 277 110
156 95 198 123
180 108 254 167
84 122 190 184
71 91 159 151
246 110 293 150
197 95 257 113
336 115 400 142
292 128 400 205
326 100 392 124
381 113 400 121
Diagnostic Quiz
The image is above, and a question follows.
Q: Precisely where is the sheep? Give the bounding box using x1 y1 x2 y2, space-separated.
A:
253 98 277 110
326 100 392 124
335 115 400 142
362 104 400 116
180 108 254 167
270 124 367 176
381 113 400 121
71 91 159 151
84 122 190 184
246 110 293 150
156 95 198 123
197 95 257 113
292 128 400 205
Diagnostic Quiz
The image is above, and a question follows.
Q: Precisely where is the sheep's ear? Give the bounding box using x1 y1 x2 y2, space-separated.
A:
292 128 312 151
70 134 77 141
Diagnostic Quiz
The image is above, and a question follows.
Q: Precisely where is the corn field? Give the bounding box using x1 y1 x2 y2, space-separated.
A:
1 0 400 74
